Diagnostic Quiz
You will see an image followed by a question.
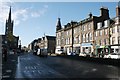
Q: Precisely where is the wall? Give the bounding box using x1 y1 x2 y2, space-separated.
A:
0 35 2 79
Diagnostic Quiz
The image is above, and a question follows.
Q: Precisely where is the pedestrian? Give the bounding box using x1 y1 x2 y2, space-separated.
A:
2 47 7 62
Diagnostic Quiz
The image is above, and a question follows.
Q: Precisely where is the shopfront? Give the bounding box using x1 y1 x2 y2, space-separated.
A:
95 45 110 56
111 45 120 53
81 43 93 54
73 44 80 55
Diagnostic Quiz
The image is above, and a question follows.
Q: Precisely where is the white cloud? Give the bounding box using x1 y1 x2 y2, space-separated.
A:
31 5 48 17
0 2 48 28
12 9 29 25
0 2 29 27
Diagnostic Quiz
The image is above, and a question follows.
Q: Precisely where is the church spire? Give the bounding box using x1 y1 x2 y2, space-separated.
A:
56 17 62 31
8 6 11 22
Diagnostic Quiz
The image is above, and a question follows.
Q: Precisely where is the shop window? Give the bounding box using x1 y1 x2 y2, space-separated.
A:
118 36 120 44
104 39 106 45
112 37 115 44
111 49 114 53
112 27 115 33
117 26 120 32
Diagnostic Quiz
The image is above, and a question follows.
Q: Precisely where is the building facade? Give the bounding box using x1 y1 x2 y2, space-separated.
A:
29 35 56 53
55 5 120 56
110 5 120 53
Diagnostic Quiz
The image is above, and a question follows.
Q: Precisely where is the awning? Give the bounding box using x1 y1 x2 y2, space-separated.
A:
96 45 109 48
81 43 92 47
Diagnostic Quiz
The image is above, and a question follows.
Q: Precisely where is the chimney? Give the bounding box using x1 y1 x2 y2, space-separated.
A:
100 6 109 18
116 6 120 17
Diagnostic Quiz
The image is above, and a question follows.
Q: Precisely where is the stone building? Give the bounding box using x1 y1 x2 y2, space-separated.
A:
29 35 56 53
44 36 56 53
110 5 120 53
1 7 19 51
56 6 110 55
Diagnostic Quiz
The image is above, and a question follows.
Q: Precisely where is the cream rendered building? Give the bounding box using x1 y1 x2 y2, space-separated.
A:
110 5 120 53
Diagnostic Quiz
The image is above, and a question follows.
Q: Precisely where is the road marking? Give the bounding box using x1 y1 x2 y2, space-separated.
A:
92 68 97 71
2 75 10 78
11 60 16 62
38 70 41 74
6 70 12 73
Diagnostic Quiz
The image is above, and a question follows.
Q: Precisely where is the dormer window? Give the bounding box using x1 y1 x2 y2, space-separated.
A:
97 22 102 29
104 20 110 27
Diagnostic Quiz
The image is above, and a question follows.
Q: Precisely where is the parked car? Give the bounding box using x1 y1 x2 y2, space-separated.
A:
55 49 64 55
79 52 87 57
104 53 120 59
69 52 76 55
79 52 90 57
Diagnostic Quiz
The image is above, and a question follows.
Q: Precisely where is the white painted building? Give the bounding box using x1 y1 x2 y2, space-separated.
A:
110 5 120 53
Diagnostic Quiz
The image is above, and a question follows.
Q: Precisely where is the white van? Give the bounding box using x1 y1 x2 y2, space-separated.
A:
37 48 48 57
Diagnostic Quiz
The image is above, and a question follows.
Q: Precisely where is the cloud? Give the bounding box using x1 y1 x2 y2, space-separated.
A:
12 8 29 24
0 2 48 31
0 2 27 26
31 5 48 17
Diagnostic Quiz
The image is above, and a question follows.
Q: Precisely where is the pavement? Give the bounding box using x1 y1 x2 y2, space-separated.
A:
2 53 19 79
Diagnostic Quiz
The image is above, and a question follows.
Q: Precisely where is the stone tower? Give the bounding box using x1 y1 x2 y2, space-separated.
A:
56 18 62 31
5 6 14 36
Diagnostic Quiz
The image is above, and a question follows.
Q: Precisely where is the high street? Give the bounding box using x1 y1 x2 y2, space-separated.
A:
2 53 119 80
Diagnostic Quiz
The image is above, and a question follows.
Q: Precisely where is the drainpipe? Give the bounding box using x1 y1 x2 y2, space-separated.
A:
71 21 74 53
109 21 115 54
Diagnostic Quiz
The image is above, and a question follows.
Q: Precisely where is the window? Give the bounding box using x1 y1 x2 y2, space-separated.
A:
117 26 120 32
99 40 102 45
66 31 68 35
65 39 66 45
70 37 72 44
88 33 90 41
104 39 106 45
82 25 85 31
89 33 92 40
86 33 88 42
61 38 64 45
99 30 102 36
88 23 91 30
96 31 98 37
112 37 115 44
78 35 80 43
118 36 120 44
83 34 85 42
81 35 83 42
76 36 79 43
74 28 76 34
105 29 108 35
74 37 78 43
112 27 115 33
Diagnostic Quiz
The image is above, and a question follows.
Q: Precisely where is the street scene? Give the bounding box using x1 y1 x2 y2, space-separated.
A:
2 52 120 80
0 1 120 80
